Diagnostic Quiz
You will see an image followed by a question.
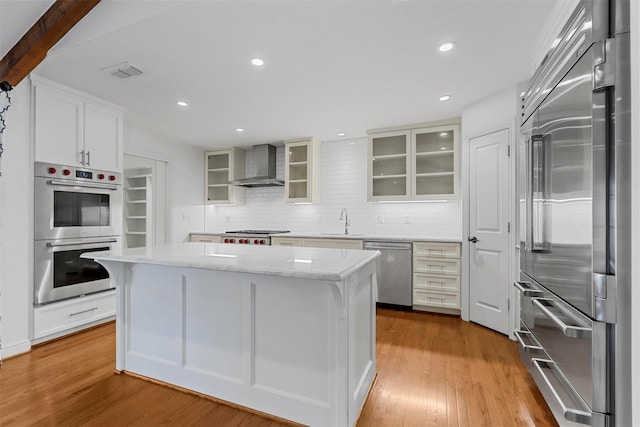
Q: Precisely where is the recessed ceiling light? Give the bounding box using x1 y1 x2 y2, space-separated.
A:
251 58 264 66
440 132 448 137
338 132 346 137
177 100 188 107
439 95 451 101
235 128 244 132
439 41 456 52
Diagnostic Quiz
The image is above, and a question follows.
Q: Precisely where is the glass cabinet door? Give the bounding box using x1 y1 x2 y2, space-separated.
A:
206 151 230 203
412 126 458 198
286 143 310 201
368 131 410 201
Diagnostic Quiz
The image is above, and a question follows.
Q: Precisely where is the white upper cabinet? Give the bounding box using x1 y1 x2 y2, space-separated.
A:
32 76 123 172
284 137 319 203
205 147 244 204
368 130 411 201
412 125 459 199
367 122 459 201
84 102 123 171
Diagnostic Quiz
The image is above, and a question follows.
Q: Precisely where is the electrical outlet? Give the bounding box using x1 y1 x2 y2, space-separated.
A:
224 214 230 222
403 215 410 224
182 212 191 223
377 215 384 224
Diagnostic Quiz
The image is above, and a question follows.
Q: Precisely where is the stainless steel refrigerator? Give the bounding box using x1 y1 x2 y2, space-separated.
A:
515 0 631 425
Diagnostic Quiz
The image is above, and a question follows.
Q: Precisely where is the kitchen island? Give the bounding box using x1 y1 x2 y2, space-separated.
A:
84 242 379 427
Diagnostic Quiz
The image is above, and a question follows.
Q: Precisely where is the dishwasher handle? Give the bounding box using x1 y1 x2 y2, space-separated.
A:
364 242 412 251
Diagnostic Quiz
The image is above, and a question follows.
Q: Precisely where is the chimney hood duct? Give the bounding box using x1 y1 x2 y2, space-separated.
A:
229 144 284 187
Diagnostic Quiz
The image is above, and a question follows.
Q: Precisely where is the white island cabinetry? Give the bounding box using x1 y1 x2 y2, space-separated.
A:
86 243 378 427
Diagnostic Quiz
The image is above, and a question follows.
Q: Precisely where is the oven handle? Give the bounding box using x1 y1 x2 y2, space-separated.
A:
47 179 118 191
532 298 592 338
46 238 117 247
531 358 592 424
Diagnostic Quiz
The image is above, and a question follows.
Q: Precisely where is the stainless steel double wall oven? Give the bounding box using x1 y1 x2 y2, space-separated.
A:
516 0 631 425
34 162 122 305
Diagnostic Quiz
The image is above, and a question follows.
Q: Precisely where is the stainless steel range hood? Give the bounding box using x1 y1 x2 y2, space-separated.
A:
229 144 284 187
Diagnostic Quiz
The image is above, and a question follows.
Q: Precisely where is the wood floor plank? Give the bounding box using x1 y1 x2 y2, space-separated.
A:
0 310 557 426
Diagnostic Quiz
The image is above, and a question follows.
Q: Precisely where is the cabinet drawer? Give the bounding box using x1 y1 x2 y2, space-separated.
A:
271 237 302 247
413 289 459 309
413 273 459 292
413 241 460 258
190 234 221 243
413 257 460 275
34 291 116 339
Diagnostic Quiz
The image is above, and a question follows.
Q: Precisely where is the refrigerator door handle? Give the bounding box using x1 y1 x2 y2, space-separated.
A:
532 298 592 338
531 134 550 252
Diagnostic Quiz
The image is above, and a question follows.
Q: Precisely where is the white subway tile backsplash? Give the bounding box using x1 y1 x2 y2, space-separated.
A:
206 138 461 239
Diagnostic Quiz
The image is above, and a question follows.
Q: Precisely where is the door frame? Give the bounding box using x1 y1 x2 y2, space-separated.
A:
461 119 518 340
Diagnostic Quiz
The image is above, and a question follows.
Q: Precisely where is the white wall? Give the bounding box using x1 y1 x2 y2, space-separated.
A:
123 125 204 243
0 80 33 358
206 138 461 240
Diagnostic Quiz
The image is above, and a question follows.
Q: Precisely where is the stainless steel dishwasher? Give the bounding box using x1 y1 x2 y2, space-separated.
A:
363 241 412 309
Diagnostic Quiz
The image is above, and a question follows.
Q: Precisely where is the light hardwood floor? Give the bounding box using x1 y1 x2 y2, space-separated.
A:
0 309 557 426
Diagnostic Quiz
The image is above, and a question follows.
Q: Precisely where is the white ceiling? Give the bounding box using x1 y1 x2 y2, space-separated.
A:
2 0 556 150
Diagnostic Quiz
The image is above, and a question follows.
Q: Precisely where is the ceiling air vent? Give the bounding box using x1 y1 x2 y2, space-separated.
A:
102 62 144 79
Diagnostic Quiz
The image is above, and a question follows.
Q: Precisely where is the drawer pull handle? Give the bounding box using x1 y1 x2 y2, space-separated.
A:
531 359 591 424
514 330 543 353
513 281 544 297
69 307 99 317
428 265 445 270
532 298 591 338
427 281 445 287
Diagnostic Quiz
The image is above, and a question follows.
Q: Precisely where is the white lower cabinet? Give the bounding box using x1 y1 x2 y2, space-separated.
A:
271 237 303 247
413 241 461 314
33 290 116 341
271 237 363 250
190 234 221 243
302 238 363 250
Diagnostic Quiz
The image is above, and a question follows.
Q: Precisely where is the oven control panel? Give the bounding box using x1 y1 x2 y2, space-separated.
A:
35 162 121 184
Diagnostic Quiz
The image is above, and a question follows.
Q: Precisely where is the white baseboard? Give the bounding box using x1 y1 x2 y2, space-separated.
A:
1 339 32 360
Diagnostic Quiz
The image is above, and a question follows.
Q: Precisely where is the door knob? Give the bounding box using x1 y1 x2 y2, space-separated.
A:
468 236 479 243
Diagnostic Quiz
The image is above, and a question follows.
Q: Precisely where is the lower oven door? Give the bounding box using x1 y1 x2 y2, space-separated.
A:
34 237 119 305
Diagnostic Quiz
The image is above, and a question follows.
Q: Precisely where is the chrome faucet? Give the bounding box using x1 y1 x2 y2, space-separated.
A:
340 208 350 234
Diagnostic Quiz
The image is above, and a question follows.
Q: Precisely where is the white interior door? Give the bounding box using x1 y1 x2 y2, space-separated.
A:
469 128 510 335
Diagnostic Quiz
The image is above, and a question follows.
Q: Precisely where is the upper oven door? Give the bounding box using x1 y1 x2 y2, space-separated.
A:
35 176 122 240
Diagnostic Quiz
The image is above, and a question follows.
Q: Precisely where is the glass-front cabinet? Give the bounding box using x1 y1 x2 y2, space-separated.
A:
285 138 318 203
205 148 244 204
367 123 459 201
368 131 411 201
412 125 458 199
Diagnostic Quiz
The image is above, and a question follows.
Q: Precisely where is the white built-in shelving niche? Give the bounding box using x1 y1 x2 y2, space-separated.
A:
124 167 153 248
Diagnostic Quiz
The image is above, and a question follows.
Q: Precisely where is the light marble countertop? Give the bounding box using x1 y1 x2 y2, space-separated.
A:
190 231 461 243
84 242 380 282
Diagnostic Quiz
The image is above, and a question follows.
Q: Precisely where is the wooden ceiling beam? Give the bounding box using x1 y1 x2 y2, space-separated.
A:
0 0 101 88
